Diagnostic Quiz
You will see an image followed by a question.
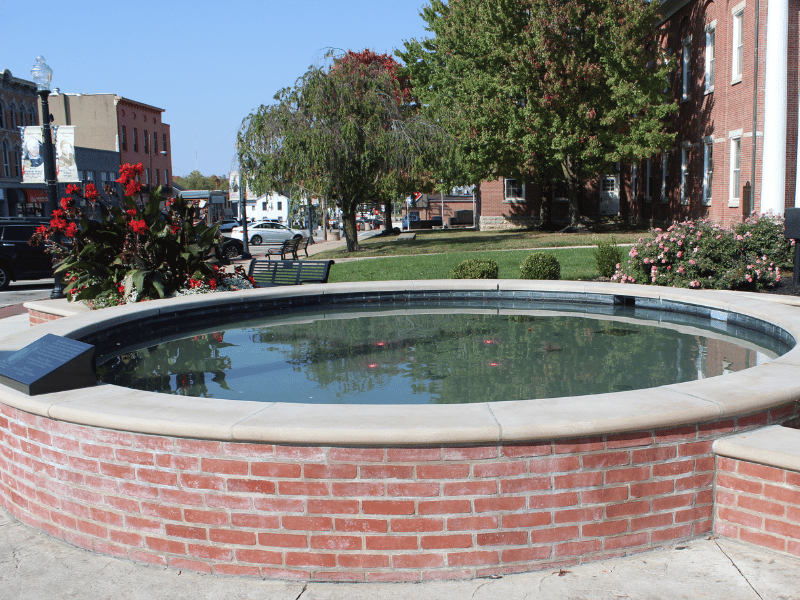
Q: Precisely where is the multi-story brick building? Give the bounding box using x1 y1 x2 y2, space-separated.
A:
46 93 173 202
479 0 799 230
0 69 44 217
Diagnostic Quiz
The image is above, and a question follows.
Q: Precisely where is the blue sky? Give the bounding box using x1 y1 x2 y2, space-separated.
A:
1 0 431 179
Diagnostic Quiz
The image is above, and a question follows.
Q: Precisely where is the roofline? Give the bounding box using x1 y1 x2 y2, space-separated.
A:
658 0 695 26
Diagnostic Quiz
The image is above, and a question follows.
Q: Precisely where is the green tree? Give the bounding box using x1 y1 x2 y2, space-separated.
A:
399 0 677 225
174 171 229 191
237 51 451 251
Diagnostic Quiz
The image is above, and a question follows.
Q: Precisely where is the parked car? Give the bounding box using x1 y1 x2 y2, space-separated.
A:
216 219 241 234
217 236 244 259
0 218 56 290
228 221 310 246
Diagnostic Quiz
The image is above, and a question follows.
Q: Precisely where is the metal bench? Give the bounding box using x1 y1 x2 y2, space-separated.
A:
265 237 301 260
247 259 335 287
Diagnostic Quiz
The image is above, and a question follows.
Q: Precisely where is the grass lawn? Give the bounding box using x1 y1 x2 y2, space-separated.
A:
327 247 603 283
314 228 645 260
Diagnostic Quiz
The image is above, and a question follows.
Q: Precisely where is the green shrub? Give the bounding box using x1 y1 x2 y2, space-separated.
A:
450 258 499 279
612 218 781 291
734 212 794 270
519 253 561 280
594 238 623 278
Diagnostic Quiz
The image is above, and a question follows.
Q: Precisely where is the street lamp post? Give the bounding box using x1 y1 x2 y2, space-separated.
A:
30 56 58 216
30 56 64 299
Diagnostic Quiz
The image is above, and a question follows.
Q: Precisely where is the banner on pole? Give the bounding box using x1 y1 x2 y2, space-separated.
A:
53 126 78 183
20 127 45 184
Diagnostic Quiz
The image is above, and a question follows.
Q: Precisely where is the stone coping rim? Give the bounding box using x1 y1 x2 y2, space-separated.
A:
4 280 800 446
713 425 800 473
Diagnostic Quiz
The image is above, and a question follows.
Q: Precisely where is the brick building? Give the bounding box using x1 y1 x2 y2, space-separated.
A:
479 0 800 230
0 69 44 217
47 93 173 203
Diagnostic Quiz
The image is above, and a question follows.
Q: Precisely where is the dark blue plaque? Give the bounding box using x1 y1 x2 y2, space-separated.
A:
0 334 95 395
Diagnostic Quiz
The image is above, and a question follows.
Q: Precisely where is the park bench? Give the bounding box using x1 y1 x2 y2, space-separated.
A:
265 237 301 260
247 259 335 287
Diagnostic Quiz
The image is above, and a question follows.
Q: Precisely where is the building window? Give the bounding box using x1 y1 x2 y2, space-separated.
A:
145 168 150 185
162 133 167 154
78 170 85 182
681 36 692 101
0 103 5 129
9 106 15 129
154 134 158 154
133 128 139 153
121 126 127 151
631 163 639 200
262 201 267 211
164 169 169 185
87 171 95 183
155 169 160 185
661 152 669 203
645 160 652 202
144 130 149 155
2 141 10 177
732 7 744 83
705 23 716 92
730 134 742 206
13 146 22 178
680 145 690 204
504 178 524 200
702 137 713 205
277 201 282 210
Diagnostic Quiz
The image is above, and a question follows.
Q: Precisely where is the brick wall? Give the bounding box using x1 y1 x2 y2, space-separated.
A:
1 400 796 581
714 456 800 558
28 309 63 326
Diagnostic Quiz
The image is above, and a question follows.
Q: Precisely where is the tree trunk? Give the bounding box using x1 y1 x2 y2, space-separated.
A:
383 200 393 232
562 157 581 227
342 212 359 252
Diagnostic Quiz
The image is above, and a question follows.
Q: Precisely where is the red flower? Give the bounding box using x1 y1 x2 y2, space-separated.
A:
128 219 148 234
208 278 217 290
118 283 125 294
125 180 143 196
126 209 137 217
65 184 82 195
60 197 75 211
84 183 99 201
65 223 79 238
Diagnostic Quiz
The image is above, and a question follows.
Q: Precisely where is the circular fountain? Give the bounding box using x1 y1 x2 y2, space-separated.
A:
1 280 799 581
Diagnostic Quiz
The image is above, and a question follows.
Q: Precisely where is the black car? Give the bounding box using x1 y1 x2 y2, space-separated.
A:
0 218 55 290
218 236 244 260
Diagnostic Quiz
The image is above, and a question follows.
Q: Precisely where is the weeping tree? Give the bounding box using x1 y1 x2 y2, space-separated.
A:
237 51 451 251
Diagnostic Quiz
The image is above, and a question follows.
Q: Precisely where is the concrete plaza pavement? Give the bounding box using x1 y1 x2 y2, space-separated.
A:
1 229 800 599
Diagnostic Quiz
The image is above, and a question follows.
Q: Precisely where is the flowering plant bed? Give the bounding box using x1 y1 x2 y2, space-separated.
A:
612 214 790 291
30 163 255 307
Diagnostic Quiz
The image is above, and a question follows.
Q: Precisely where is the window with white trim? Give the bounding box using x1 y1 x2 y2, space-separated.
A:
732 7 744 82
702 137 713 205
705 22 716 92
504 178 524 201
632 163 639 199
730 135 742 206
682 36 692 100
661 152 669 203
680 145 690 204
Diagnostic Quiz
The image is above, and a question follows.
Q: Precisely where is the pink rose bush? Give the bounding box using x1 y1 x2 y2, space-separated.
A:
612 214 790 291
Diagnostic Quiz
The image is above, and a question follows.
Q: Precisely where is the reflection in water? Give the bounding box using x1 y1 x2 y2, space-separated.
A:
97 309 786 405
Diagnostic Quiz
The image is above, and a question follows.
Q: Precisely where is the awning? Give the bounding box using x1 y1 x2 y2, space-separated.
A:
24 189 47 203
